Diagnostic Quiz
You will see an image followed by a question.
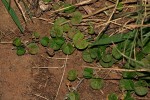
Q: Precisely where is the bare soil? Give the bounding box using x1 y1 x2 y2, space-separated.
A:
0 0 150 100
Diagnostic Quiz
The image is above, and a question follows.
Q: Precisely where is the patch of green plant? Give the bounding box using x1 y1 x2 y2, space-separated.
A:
117 2 123 12
90 78 104 90
82 49 94 63
122 71 137 79
124 91 134 100
49 37 65 50
83 68 93 79
71 11 82 24
63 4 76 13
88 23 95 35
67 91 80 100
42 0 52 3
67 69 78 81
40 36 50 47
119 79 134 91
16 46 26 56
13 37 22 47
142 41 150 54
134 80 148 96
73 32 88 49
61 43 75 55
27 43 39 55
112 46 122 60
32 32 40 39
107 93 118 100
99 59 115 68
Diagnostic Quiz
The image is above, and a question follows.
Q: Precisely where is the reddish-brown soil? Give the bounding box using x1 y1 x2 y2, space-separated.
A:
0 0 150 100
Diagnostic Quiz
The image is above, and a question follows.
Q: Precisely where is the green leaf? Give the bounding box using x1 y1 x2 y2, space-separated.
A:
88 23 94 35
90 31 135 47
68 27 78 39
90 78 104 90
13 37 22 47
73 32 88 49
54 17 67 25
89 48 98 59
142 42 150 54
32 32 40 38
68 91 80 100
134 86 148 96
119 79 134 91
102 54 112 63
63 4 76 13
82 50 94 63
124 91 134 100
51 25 64 37
67 69 78 81
71 11 82 24
27 43 39 55
83 68 93 79
73 32 84 42
75 39 88 49
112 46 122 60
16 46 26 56
134 80 148 87
42 0 52 3
49 37 65 50
122 71 137 79
63 24 70 32
2 0 24 33
99 59 114 68
108 93 118 100
40 37 50 47
62 43 75 55
141 54 150 68
117 2 123 12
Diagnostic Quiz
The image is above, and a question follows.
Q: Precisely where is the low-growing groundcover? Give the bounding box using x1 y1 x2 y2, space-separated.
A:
2 0 150 99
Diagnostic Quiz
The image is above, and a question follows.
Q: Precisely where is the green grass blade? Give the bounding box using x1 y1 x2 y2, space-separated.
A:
2 0 24 33
90 31 135 46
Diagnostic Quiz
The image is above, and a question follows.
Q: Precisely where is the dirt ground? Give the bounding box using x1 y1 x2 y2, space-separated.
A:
0 0 150 100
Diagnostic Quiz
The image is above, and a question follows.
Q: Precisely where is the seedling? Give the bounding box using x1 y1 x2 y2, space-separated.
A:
73 32 88 49
63 4 76 13
83 68 93 79
67 70 78 81
27 43 39 55
61 43 75 55
119 79 134 91
40 36 50 47
13 37 22 47
90 78 104 90
16 46 26 56
67 91 80 100
107 93 118 100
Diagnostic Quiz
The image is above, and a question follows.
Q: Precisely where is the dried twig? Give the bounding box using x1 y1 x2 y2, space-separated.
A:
14 0 27 22
83 65 150 72
54 55 68 100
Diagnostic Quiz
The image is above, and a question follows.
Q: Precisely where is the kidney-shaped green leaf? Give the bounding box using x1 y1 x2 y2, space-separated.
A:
90 78 104 90
62 43 75 55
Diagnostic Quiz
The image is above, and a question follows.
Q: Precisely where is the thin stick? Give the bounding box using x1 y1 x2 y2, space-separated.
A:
95 0 119 39
51 0 94 13
47 56 70 60
34 93 49 100
14 0 27 22
83 1 137 18
82 66 150 72
0 41 12 44
54 55 68 100
73 78 84 91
